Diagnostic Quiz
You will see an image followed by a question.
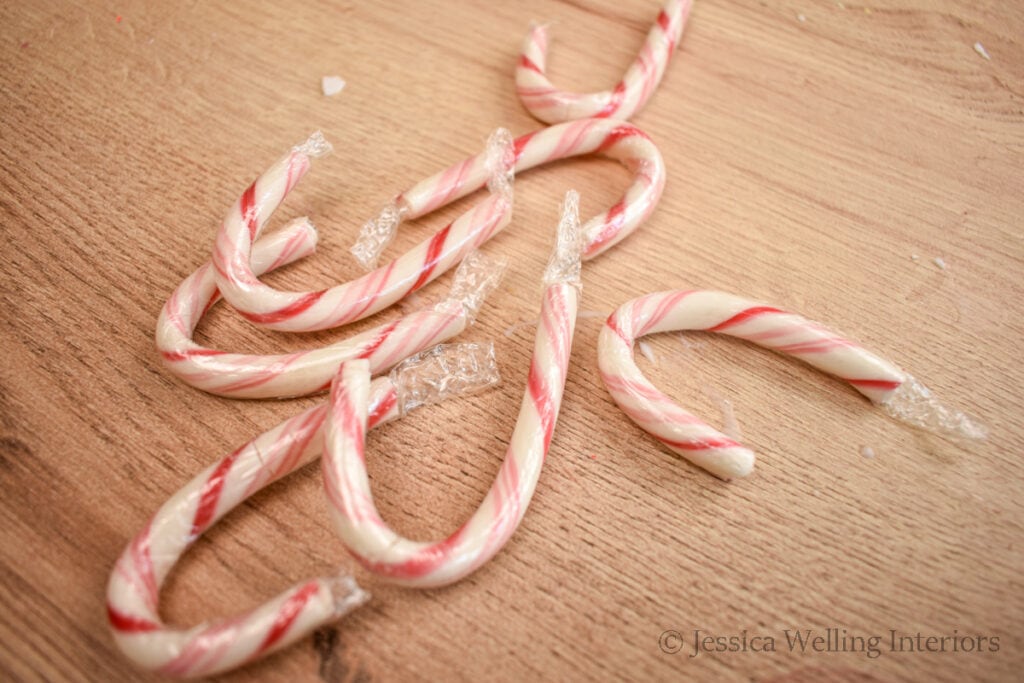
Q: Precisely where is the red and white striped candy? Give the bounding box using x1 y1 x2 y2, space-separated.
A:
211 131 514 332
598 290 910 480
108 341 500 676
367 118 665 268
516 0 691 123
158 214 504 398
321 192 583 587
106 383 395 678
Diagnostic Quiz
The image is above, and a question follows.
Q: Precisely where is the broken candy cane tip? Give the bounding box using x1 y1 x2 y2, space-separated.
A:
880 374 987 441
327 574 371 617
543 189 583 286
293 130 333 158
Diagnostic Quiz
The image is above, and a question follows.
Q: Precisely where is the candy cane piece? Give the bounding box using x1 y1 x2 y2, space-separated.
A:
515 0 691 124
211 129 515 332
158 222 505 398
355 117 665 269
598 290 986 480
107 343 500 677
322 192 583 587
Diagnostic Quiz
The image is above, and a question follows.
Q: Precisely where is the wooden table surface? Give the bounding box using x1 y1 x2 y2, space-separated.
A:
2 1 1021 681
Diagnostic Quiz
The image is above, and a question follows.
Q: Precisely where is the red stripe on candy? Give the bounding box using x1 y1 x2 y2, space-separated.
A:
657 9 671 33
239 289 327 325
161 348 227 362
513 131 538 161
410 223 451 292
658 435 743 451
518 54 542 74
191 446 244 537
107 605 160 633
256 581 321 654
240 182 258 241
597 80 628 118
357 321 400 360
528 359 556 449
708 306 783 332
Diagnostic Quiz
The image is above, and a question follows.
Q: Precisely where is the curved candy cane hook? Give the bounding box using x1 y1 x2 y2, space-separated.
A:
211 120 663 332
598 290 985 480
107 343 500 677
211 129 515 333
516 0 692 124
158 218 505 398
321 192 583 587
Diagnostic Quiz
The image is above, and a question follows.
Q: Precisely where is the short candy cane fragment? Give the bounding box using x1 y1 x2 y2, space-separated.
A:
353 117 665 269
598 290 985 480
516 0 692 123
212 129 515 332
107 343 500 677
322 192 583 587
158 220 505 398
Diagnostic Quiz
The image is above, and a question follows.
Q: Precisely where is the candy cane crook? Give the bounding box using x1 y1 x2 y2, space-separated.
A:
353 117 665 270
211 129 515 333
516 0 692 124
159 216 505 398
107 342 500 677
598 290 986 480
321 192 583 587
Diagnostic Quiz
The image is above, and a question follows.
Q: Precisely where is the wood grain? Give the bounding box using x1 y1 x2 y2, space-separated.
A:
1 1 1021 681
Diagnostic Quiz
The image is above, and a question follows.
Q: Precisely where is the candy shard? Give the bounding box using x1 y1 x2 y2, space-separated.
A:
321 75 347 96
880 374 987 440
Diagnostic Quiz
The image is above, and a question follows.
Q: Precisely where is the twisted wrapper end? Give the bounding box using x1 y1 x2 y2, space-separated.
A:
351 201 408 270
434 250 509 324
543 189 583 287
485 127 516 208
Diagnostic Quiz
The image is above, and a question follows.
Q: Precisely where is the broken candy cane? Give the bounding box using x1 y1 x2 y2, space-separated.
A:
598 290 985 479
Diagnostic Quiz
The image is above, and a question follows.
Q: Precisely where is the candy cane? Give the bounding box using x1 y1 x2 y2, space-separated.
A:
107 343 500 677
158 214 505 398
515 0 691 124
355 117 665 270
211 129 515 333
321 192 583 587
598 290 986 480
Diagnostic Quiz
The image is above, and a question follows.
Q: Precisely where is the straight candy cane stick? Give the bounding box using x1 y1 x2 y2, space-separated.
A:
357 117 665 269
597 290 986 480
158 219 505 398
212 129 515 332
321 192 583 587
107 343 500 677
516 0 692 123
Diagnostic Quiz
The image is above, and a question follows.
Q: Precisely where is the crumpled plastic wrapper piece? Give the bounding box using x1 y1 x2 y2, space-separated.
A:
390 342 501 415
